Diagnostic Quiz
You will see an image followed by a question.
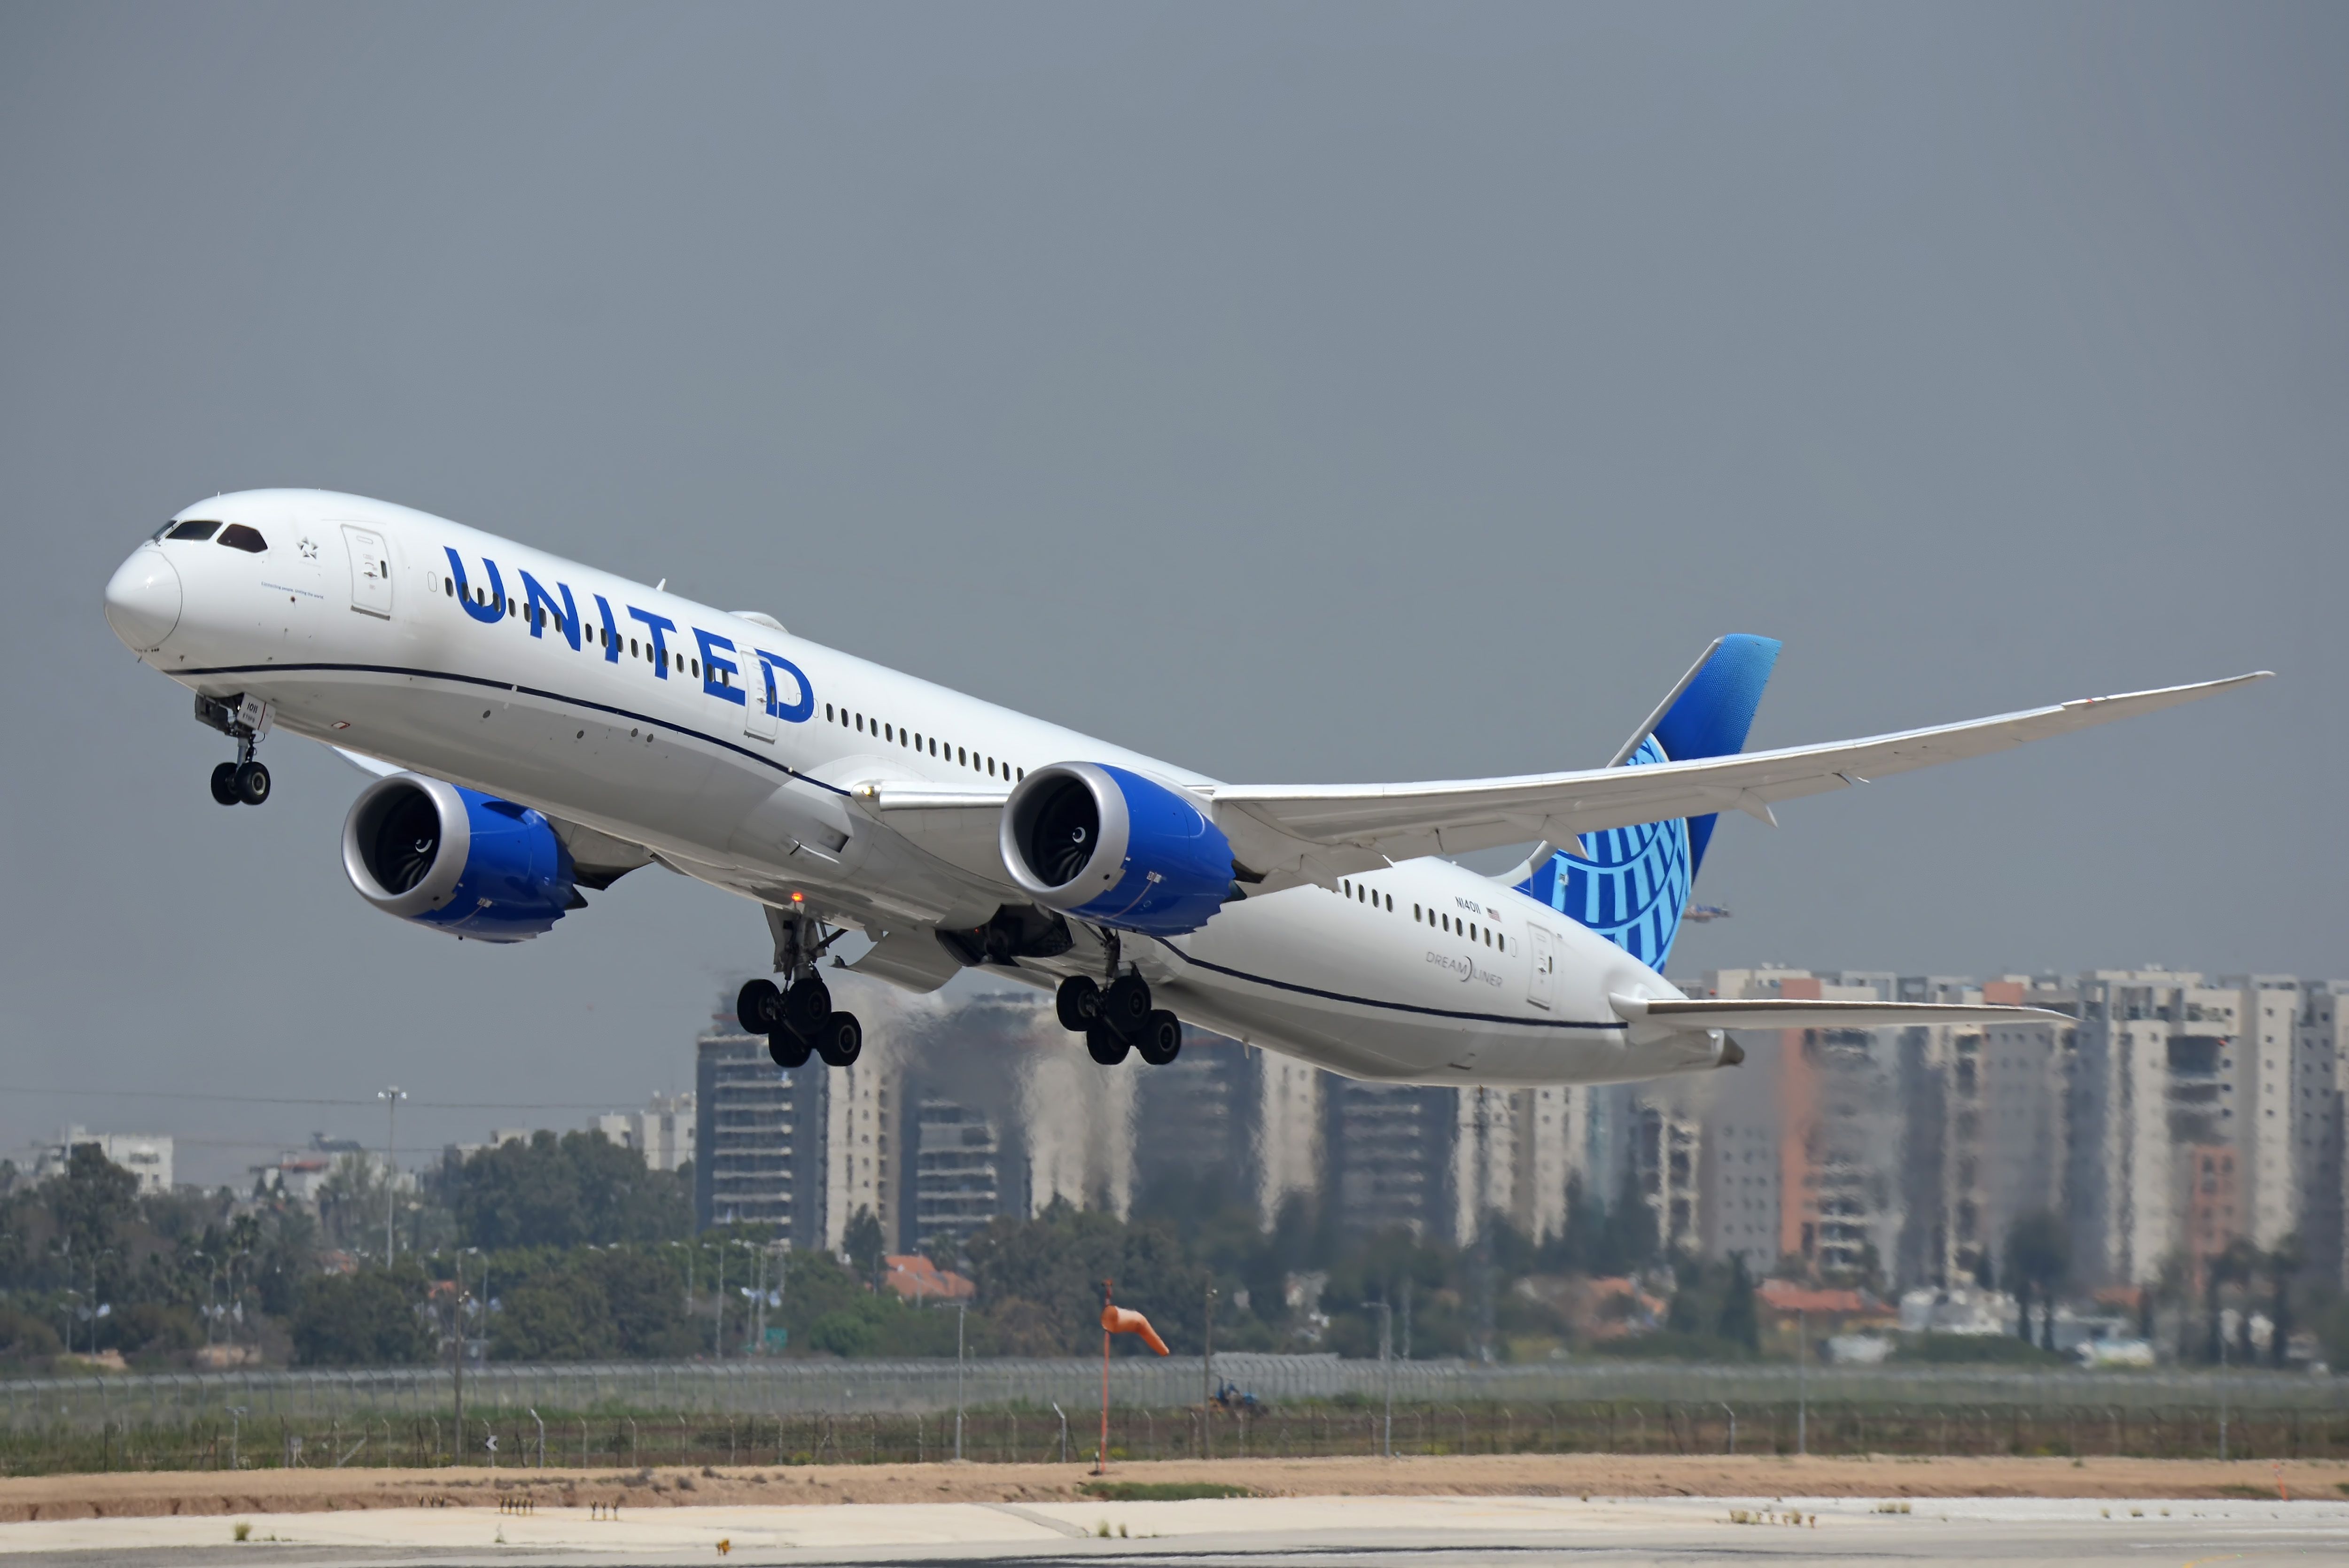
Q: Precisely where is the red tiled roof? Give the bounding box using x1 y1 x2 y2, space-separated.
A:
881 1254 974 1302
1757 1280 1872 1314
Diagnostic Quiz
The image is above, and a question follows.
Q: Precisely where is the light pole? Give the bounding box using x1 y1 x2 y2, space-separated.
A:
955 1302 967 1461
377 1087 406 1264
1796 1309 1808 1457
1202 1284 1217 1460
1372 1299 1393 1459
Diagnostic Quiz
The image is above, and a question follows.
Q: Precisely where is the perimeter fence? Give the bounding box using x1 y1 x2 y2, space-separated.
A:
4 1355 2343 1475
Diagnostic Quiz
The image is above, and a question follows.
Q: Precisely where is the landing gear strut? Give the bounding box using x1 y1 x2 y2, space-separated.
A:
1059 972 1182 1067
747 906 862 1070
195 693 272 807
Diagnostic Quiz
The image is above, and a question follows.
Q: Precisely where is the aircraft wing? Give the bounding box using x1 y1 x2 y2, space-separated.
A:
1205 672 2268 879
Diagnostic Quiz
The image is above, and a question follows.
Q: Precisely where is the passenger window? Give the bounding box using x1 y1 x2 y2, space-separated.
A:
825 704 834 722
957 747 966 765
444 577 455 597
168 520 220 541
884 723 892 742
629 639 638 656
691 658 700 678
216 524 267 553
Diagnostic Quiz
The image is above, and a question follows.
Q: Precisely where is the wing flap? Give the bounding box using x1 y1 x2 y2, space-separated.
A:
1610 994 2069 1032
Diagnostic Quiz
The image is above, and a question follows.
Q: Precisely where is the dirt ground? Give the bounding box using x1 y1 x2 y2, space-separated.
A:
3 1454 2344 1522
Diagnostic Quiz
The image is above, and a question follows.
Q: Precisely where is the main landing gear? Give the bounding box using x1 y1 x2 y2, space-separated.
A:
1057 972 1182 1067
744 906 861 1070
195 693 272 807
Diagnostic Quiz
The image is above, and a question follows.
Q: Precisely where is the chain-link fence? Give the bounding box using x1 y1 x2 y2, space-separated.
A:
4 1356 2343 1475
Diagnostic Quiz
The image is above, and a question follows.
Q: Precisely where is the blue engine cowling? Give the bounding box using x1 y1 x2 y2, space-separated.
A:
1000 762 1235 935
341 773 578 941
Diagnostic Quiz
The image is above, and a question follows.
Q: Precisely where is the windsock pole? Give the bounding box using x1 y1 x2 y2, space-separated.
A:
1097 1281 1112 1475
1093 1280 1169 1474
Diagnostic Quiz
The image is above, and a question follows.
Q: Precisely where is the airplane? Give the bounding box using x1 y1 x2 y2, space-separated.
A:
102 490 2266 1086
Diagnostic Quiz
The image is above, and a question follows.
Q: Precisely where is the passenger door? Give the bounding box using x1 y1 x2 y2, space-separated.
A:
745 657 778 742
342 526 394 618
1526 923 1557 1010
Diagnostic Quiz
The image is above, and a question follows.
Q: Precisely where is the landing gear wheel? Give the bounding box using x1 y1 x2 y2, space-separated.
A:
209 762 240 806
1055 975 1101 1032
1085 1023 1131 1066
232 760 271 806
737 978 783 1034
767 1029 811 1069
1101 973 1152 1040
782 978 832 1038
1137 1010 1182 1066
814 1011 862 1067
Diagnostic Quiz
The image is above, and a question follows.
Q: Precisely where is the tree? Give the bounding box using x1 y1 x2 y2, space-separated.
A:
492 1274 617 1362
441 1131 691 1250
47 1144 139 1260
1718 1252 1760 1351
2204 1238 2263 1364
2264 1235 2302 1368
315 1153 400 1255
2004 1210 2069 1351
291 1267 432 1366
844 1208 887 1283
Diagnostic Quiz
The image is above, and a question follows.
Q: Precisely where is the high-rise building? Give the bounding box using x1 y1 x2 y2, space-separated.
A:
2298 985 2349 1288
693 1019 828 1248
1324 1080 1452 1239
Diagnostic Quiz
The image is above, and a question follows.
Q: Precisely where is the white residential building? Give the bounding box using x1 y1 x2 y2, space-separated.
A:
32 1127 173 1194
593 1091 696 1172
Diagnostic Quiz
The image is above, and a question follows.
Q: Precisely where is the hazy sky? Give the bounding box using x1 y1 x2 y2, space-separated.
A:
4 4 2341 1182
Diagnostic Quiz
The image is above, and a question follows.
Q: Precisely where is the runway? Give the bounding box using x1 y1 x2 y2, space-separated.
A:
2 1492 2345 1566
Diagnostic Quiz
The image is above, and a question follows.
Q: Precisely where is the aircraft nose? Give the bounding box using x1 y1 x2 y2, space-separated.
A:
104 547 182 652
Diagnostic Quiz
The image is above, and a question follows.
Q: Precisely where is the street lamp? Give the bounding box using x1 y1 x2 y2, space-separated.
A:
376 1087 406 1264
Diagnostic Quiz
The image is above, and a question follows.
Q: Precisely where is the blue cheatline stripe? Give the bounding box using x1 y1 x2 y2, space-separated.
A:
1147 937 1626 1033
172 661 851 797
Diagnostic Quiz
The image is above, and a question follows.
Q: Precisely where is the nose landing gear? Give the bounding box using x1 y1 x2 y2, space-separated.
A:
747 907 863 1071
1059 972 1182 1067
195 693 272 807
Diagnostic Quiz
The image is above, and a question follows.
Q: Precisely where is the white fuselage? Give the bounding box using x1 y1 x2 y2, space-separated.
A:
110 490 1719 1086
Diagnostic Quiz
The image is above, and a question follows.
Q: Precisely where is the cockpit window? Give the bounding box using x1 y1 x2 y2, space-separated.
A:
216 524 267 553
167 520 221 541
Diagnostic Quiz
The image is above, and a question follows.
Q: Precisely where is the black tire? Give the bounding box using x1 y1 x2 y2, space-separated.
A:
814 1010 862 1067
233 760 271 805
1055 975 1101 1033
783 977 832 1037
209 762 240 806
737 978 782 1033
768 1029 812 1068
1137 1009 1182 1066
1102 973 1152 1039
1085 1023 1130 1066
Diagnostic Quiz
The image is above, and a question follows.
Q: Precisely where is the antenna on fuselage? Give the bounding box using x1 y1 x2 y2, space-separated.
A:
656 578 667 591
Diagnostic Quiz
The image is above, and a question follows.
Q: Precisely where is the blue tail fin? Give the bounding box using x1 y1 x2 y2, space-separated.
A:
1515 634 1780 969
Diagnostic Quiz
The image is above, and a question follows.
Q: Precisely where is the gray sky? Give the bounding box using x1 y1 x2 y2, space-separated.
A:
4 3 2341 1183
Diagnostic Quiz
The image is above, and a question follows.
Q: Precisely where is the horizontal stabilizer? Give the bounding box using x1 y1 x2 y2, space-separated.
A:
1609 993 2068 1032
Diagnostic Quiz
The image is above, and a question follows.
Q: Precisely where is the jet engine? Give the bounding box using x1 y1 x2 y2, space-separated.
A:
1000 762 1236 935
342 774 580 941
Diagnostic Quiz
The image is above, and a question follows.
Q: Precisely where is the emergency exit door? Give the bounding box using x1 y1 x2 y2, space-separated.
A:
1527 924 1557 1010
342 526 393 618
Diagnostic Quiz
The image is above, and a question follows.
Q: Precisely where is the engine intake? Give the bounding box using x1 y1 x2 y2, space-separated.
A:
342 774 578 941
1001 762 1235 936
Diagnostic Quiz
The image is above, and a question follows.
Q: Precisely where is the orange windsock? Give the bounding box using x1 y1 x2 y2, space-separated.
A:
1100 1304 1170 1356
